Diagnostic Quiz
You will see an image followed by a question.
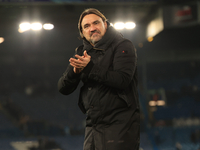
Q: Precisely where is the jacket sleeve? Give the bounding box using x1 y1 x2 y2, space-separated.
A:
58 46 83 95
82 40 137 90
58 64 81 95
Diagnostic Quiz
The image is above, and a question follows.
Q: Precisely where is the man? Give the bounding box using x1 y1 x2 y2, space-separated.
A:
58 8 140 150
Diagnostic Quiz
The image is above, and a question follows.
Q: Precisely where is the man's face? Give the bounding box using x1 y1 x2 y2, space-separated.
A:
81 14 107 45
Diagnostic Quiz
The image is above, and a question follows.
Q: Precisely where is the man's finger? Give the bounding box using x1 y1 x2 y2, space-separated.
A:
84 51 87 57
70 60 85 68
75 54 84 61
70 63 82 68
70 58 81 64
84 51 90 58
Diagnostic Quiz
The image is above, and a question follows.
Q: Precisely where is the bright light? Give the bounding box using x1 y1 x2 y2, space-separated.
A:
149 100 165 106
149 101 157 106
31 23 42 30
19 22 31 32
146 17 164 37
157 100 165 106
43 23 54 30
114 22 125 30
0 37 4 44
18 28 24 33
148 36 154 42
125 22 136 29
113 22 136 30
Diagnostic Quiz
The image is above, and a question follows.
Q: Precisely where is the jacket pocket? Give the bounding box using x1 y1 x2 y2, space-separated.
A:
117 91 131 107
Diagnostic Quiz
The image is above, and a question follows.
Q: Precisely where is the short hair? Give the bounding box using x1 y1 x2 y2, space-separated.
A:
78 8 107 38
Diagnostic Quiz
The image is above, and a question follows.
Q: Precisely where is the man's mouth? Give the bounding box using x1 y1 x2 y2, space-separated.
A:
91 31 100 37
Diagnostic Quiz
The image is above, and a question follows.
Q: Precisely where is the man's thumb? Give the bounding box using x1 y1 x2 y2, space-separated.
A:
84 50 88 57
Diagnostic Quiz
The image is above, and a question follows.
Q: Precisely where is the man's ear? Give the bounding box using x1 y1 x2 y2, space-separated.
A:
104 21 108 29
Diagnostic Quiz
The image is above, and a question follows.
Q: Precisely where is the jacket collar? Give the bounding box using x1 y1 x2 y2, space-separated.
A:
82 23 120 52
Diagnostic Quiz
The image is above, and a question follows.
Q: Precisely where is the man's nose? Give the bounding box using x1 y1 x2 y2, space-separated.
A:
89 24 96 32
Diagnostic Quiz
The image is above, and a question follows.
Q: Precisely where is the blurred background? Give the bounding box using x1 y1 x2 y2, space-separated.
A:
0 0 200 149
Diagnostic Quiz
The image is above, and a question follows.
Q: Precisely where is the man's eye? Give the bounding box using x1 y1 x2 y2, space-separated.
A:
84 25 89 29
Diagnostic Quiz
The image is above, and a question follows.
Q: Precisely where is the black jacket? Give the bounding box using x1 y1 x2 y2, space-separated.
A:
58 25 140 150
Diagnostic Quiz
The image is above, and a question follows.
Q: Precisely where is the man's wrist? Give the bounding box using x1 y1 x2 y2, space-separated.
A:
68 68 81 79
82 60 94 75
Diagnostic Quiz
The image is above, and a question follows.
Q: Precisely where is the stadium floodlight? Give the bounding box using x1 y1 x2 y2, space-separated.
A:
125 22 136 29
43 23 54 30
0 37 4 44
31 23 42 30
149 101 157 106
114 22 125 30
19 22 31 32
149 100 165 106
157 100 165 106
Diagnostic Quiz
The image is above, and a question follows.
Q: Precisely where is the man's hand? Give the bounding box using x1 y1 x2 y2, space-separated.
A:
69 50 91 74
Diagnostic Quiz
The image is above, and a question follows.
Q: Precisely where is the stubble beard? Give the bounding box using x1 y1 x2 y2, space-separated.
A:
90 34 102 45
